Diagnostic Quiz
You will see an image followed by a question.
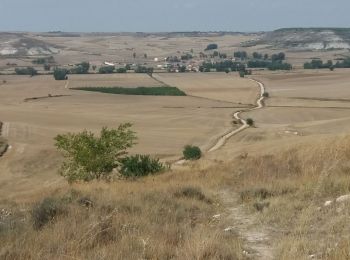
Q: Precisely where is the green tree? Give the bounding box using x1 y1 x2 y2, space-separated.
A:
53 68 68 80
116 67 127 73
179 65 186 72
253 52 263 59
271 52 285 62
99 66 115 74
54 123 137 182
234 51 247 60
70 62 90 74
205 43 218 51
15 67 37 76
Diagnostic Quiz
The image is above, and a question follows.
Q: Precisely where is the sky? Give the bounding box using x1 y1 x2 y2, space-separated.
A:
0 0 349 32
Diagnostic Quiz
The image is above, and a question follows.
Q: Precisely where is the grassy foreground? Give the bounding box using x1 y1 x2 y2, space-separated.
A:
2 135 350 259
0 175 243 259
73 86 186 96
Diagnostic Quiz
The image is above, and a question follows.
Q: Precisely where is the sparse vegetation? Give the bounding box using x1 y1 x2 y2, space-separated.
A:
73 86 186 96
183 145 202 160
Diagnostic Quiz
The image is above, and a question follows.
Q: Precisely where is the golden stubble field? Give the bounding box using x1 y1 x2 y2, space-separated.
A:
0 73 257 200
208 68 350 160
2 67 350 259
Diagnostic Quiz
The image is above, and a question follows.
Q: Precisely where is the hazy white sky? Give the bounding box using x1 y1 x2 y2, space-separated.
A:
0 0 349 32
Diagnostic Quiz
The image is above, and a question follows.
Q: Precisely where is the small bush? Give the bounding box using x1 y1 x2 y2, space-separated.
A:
205 43 218 51
183 145 202 160
31 198 65 230
262 92 269 98
238 70 245 78
240 188 272 203
120 154 166 177
246 118 254 126
174 187 212 204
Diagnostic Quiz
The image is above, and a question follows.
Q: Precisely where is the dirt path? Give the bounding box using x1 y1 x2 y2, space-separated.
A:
173 77 265 165
208 78 265 152
221 191 273 259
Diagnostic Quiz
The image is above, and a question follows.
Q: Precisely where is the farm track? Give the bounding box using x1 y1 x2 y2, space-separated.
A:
173 77 265 165
208 78 265 153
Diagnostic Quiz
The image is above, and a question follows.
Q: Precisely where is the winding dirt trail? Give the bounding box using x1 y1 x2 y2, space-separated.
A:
173 77 265 165
208 78 265 152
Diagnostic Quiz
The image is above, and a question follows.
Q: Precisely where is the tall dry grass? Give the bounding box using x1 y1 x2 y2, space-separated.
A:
0 176 243 259
223 135 350 259
2 135 350 259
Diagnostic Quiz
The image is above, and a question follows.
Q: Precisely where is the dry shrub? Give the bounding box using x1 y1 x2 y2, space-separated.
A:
174 186 212 204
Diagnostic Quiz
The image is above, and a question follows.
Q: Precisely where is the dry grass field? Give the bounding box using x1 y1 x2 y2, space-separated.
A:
0 73 256 201
2 31 350 259
155 73 258 105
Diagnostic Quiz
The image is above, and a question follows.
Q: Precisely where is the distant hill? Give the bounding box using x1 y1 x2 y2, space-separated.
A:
251 28 350 50
0 33 60 56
